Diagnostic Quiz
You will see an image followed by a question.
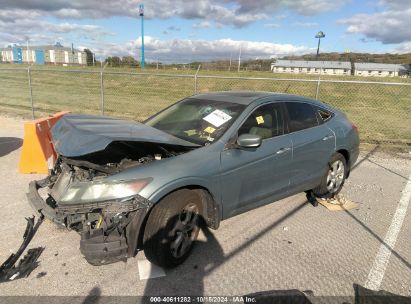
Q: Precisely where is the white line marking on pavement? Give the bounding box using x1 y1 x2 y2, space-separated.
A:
138 259 166 280
365 174 411 290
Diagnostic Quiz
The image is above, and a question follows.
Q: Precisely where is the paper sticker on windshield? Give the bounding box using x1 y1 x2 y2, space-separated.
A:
256 116 264 125
203 109 232 127
204 126 216 134
184 129 197 136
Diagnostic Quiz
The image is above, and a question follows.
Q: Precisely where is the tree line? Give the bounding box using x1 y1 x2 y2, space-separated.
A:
84 49 140 67
83 49 411 70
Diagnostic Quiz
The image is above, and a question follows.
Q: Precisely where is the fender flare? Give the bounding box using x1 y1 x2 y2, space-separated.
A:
149 177 222 229
128 178 222 256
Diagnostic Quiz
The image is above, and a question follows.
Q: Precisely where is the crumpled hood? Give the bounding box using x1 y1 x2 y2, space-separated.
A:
51 114 199 157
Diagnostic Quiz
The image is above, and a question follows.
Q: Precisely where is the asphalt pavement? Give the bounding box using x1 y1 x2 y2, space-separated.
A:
0 114 410 301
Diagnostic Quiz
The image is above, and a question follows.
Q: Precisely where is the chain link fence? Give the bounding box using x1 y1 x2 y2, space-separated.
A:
0 66 410 147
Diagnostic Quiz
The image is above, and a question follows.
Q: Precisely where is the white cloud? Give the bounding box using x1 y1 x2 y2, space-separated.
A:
90 36 309 62
231 0 348 16
339 2 411 44
1 0 348 27
0 0 345 59
192 21 211 29
394 42 411 53
0 9 112 46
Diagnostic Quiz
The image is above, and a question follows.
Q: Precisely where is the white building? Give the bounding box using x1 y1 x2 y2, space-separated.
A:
354 63 410 77
0 44 87 65
271 60 351 75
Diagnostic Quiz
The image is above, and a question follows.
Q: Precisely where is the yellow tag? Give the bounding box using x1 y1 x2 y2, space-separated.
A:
256 116 264 125
184 129 197 136
204 126 216 134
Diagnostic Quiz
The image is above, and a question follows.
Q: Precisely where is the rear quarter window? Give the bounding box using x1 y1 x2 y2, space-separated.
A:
285 102 319 132
313 105 334 124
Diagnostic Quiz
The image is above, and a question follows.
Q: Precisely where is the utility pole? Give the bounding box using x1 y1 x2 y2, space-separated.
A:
228 53 232 71
26 38 30 64
71 43 75 66
139 4 145 69
237 47 242 72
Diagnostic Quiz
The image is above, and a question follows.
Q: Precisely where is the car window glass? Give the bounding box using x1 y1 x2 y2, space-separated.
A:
238 103 285 139
313 106 333 123
145 98 246 145
285 102 319 132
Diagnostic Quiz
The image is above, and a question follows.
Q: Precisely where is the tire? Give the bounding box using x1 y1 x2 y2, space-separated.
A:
313 152 347 198
143 189 202 268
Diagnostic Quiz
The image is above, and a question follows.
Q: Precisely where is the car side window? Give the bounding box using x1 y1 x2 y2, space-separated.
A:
238 103 285 140
285 102 319 132
312 105 333 124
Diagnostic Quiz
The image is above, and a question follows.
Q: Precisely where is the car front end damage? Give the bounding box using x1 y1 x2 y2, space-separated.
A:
24 114 199 265
27 157 155 266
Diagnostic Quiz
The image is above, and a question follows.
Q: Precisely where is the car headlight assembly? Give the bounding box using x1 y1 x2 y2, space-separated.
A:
59 178 152 204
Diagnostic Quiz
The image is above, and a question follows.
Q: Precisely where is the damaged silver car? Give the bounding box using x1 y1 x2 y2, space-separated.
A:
27 91 359 268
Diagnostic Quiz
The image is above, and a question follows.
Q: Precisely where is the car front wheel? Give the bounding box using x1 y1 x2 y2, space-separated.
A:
313 152 347 198
143 189 202 268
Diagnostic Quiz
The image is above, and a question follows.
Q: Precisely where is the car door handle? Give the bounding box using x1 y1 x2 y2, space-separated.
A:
322 135 334 141
276 147 291 154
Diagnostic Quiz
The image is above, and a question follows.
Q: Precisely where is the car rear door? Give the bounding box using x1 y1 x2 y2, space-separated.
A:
284 101 335 193
219 102 293 218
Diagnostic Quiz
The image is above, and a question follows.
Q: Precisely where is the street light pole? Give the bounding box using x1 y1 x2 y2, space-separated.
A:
139 4 145 69
26 38 30 64
315 31 325 57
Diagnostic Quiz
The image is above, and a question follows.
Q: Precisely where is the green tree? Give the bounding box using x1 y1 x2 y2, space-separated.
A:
105 56 121 67
121 56 138 67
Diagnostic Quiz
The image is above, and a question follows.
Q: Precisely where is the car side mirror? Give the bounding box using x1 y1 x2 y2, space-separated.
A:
236 134 262 148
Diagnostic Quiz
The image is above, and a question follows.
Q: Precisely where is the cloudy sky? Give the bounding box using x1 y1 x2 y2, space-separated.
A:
1 0 410 62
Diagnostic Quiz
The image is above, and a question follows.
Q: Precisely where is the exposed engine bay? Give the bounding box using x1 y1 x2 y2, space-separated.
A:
54 140 191 180
29 140 194 265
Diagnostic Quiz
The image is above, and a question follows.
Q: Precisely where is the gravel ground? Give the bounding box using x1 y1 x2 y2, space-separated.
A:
0 114 410 301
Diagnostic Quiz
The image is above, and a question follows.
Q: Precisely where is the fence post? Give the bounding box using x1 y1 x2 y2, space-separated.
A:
100 70 105 115
27 66 34 119
194 64 201 94
315 68 322 99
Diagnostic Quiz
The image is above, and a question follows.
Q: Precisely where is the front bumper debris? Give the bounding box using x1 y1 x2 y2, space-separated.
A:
26 177 154 266
0 215 44 283
27 180 63 225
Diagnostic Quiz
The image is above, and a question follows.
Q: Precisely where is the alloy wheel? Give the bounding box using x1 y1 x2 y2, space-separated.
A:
326 160 345 193
169 203 199 258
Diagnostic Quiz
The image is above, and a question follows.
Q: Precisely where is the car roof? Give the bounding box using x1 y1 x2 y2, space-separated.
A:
190 91 306 105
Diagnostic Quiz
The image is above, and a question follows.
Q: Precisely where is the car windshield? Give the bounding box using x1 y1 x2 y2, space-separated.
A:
145 98 246 145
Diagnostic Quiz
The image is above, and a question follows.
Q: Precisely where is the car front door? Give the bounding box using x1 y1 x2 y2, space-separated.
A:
219 102 293 218
284 101 335 193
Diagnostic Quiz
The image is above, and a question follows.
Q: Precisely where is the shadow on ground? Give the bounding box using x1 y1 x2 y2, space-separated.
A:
0 137 22 157
352 144 410 180
142 202 307 298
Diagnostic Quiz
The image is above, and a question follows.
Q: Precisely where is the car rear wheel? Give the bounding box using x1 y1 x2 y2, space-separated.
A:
313 152 347 198
143 189 202 268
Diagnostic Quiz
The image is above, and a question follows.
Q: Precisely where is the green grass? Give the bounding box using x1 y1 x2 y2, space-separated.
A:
0 64 410 146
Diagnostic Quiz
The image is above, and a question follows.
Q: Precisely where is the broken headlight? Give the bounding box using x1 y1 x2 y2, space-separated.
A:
59 178 152 204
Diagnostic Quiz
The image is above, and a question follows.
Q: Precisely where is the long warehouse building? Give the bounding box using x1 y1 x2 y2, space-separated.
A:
0 43 86 65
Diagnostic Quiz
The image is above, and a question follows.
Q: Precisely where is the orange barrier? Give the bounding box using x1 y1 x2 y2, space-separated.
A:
19 111 69 174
